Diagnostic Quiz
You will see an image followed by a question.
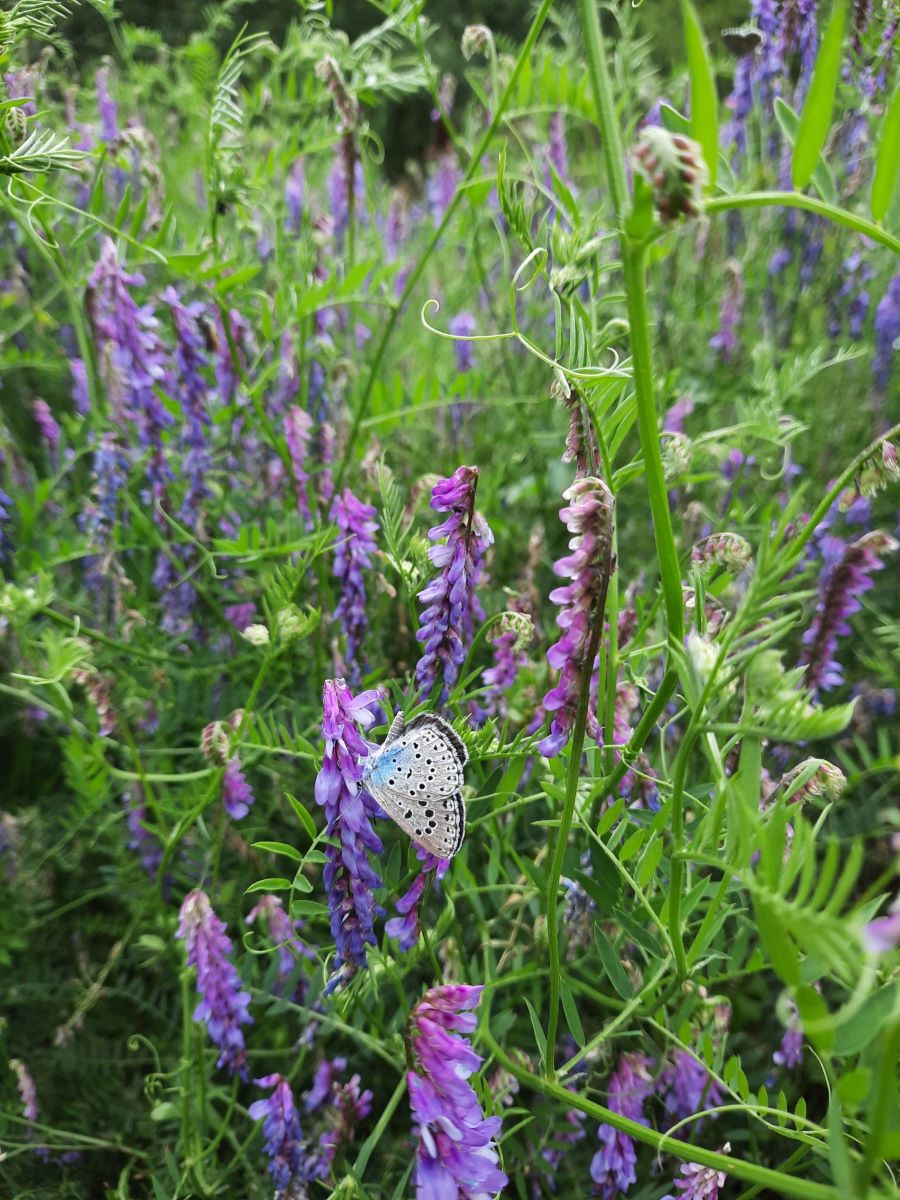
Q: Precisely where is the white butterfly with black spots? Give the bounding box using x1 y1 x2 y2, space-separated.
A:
361 711 468 859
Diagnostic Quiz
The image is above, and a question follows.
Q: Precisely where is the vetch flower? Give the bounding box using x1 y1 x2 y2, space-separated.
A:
415 466 494 701
590 1052 653 1198
124 785 161 878
222 755 255 820
32 400 60 453
475 608 532 724
285 405 314 526
862 896 900 954
778 757 846 804
873 273 900 395
249 1073 305 1194
285 158 304 233
691 532 752 574
658 1050 723 1129
633 127 707 223
406 983 507 1199
246 894 315 981
9 1058 48 1160
331 488 378 679
539 477 615 757
801 530 899 692
386 849 448 952
176 889 253 1076
773 999 804 1068
314 679 384 991
663 1155 728 1200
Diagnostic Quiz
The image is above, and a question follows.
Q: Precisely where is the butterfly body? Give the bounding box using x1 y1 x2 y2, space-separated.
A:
362 712 467 859
721 25 765 56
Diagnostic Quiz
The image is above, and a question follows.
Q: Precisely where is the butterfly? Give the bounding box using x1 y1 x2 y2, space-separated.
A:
721 25 766 56
361 711 468 859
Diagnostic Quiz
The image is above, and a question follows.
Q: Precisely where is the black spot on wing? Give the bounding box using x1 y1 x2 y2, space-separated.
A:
407 713 468 765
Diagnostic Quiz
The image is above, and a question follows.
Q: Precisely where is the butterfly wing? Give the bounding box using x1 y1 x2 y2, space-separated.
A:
721 26 764 55
364 713 468 858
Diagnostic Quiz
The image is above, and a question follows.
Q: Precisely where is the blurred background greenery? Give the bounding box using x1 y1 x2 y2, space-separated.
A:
61 1 750 169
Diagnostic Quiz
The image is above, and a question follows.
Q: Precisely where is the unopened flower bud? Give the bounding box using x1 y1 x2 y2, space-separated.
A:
201 720 230 766
315 55 360 130
4 105 27 145
633 126 708 224
779 758 847 804
858 439 900 498
461 24 493 59
241 622 270 646
661 431 691 481
691 532 752 573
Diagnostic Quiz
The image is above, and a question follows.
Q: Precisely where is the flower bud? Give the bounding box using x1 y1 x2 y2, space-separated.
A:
241 623 270 646
691 532 752 574
4 105 27 146
633 126 708 224
201 720 230 766
461 24 493 59
779 758 847 804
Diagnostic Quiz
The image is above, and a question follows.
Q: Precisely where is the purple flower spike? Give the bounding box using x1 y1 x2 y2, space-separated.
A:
801 530 898 693
223 755 255 819
407 983 508 1200
124 785 161 878
246 894 315 980
449 311 477 374
314 679 384 991
415 466 494 701
176 890 253 1077
285 159 304 233
664 1158 727 1200
873 273 900 394
33 400 60 452
590 1053 653 1198
331 488 378 678
95 65 119 144
539 477 615 757
386 850 447 951
249 1074 305 1194
285 405 314 526
658 1051 723 1129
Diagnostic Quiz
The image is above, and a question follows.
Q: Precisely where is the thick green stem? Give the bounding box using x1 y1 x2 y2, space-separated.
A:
483 1031 844 1200
336 0 555 481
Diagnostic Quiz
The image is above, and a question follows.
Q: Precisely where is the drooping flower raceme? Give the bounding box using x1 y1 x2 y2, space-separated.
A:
331 488 378 677
249 1074 306 1194
801 530 898 692
590 1053 653 1198
415 466 494 701
314 679 384 992
406 984 508 1199
176 889 253 1077
658 1050 724 1129
539 477 615 757
386 848 448 952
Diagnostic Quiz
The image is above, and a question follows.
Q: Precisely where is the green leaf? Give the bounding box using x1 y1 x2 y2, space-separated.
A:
792 0 848 189
245 876 292 894
251 840 302 862
287 794 318 841
774 97 836 204
560 978 585 1046
523 997 547 1066
291 868 313 894
288 898 330 919
834 982 900 1055
594 927 634 998
682 0 718 190
871 82 900 221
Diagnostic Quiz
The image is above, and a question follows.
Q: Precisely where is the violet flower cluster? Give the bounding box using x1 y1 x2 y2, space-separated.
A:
246 893 315 984
873 272 900 395
406 983 507 1199
659 1051 724 1129
801 530 898 692
123 785 162 878
249 1073 306 1194
331 487 378 678
314 679 383 991
176 889 253 1076
663 1159 727 1200
285 404 314 526
415 465 494 701
386 848 448 952
539 477 614 757
590 1052 653 1198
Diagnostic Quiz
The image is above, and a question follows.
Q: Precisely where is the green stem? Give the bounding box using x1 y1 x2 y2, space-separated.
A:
860 1018 900 1187
577 0 628 223
483 1031 843 1200
705 192 900 256
336 0 555 481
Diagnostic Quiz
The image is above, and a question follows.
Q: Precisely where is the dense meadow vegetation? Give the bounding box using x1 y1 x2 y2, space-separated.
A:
1 0 900 1197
